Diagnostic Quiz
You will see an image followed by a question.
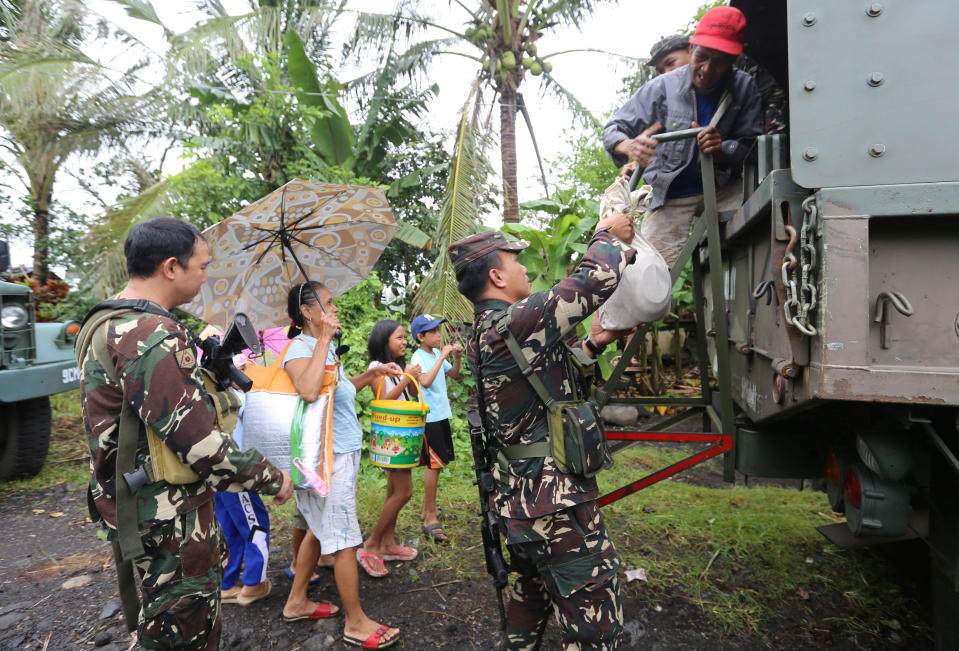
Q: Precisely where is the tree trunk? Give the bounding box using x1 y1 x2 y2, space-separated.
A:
31 193 50 285
499 83 519 223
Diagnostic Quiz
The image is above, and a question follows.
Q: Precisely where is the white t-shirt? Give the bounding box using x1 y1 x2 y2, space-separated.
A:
367 360 411 401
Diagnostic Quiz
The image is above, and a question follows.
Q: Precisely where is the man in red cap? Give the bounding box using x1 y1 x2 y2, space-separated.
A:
602 5 762 267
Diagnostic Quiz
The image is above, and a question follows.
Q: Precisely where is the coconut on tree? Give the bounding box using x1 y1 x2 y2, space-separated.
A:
346 1 618 319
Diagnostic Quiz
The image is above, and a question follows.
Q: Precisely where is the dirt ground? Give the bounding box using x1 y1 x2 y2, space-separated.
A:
0 413 936 650
0 482 935 650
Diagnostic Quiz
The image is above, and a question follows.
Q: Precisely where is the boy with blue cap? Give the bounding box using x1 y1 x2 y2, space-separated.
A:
409 314 462 542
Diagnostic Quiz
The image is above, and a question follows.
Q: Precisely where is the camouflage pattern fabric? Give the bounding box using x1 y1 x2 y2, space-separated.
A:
737 54 787 135
135 500 225 650
466 231 635 521
78 307 283 649
502 502 622 650
465 232 632 649
79 308 284 533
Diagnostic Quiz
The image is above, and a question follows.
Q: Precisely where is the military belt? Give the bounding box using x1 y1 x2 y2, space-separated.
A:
496 441 550 475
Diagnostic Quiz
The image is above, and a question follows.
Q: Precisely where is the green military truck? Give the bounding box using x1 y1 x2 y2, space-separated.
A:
0 240 80 480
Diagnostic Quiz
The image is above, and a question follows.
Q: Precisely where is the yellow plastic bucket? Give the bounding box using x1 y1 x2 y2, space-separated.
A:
369 373 429 469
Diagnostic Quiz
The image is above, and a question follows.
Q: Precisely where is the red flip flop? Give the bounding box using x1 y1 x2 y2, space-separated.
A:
282 601 340 622
343 625 400 649
356 548 389 578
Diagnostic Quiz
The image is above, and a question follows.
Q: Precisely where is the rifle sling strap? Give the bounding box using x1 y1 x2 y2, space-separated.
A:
77 307 152 633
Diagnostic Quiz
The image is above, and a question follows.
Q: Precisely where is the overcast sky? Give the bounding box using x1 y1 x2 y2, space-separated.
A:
7 0 704 267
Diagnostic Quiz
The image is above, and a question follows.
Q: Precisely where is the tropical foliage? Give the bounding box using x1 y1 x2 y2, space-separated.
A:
0 0 147 283
81 1 448 299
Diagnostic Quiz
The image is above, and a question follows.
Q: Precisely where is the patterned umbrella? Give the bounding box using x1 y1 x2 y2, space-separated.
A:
184 179 397 332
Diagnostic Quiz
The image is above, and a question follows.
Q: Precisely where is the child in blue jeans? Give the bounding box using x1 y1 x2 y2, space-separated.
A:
409 314 462 542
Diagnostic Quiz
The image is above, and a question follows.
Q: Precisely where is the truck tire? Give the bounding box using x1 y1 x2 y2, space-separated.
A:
930 451 959 651
0 397 52 480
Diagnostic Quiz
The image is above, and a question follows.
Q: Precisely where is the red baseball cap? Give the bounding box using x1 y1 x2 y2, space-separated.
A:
689 6 747 57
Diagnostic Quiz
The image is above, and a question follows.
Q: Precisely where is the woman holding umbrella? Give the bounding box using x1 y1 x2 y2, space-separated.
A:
280 280 401 649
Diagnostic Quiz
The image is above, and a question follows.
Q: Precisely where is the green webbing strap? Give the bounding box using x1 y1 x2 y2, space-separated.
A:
112 540 140 633
91 323 146 561
501 442 550 460
79 312 147 633
490 318 556 474
494 319 556 411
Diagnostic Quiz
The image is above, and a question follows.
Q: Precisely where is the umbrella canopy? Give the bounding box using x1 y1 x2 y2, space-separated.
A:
184 179 397 331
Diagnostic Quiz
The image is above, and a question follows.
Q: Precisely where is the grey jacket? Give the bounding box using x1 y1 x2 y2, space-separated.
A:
602 64 763 211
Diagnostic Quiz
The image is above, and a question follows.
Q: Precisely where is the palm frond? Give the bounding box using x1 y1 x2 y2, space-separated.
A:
107 0 164 28
393 220 431 250
413 85 491 325
536 72 600 128
536 0 619 30
85 174 178 298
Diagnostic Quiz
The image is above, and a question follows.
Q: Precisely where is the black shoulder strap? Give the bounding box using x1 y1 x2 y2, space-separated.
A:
81 299 200 347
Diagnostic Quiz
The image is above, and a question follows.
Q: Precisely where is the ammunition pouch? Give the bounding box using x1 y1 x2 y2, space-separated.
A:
546 400 610 478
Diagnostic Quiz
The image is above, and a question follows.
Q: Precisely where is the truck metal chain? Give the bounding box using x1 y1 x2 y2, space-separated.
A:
781 197 819 336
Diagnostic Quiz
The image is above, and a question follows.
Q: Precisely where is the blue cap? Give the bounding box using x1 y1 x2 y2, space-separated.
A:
411 314 447 339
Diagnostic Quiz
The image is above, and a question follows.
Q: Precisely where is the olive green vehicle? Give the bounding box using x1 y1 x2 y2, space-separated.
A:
0 240 80 480
597 1 959 647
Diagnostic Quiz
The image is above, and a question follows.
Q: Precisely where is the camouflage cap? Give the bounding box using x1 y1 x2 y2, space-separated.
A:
647 34 690 67
448 230 527 273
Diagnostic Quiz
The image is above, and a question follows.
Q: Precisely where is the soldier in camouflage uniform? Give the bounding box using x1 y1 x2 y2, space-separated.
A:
79 217 293 650
736 53 787 135
449 214 636 650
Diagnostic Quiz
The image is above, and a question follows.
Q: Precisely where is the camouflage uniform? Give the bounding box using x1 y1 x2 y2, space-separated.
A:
737 54 788 135
462 231 635 650
79 307 284 650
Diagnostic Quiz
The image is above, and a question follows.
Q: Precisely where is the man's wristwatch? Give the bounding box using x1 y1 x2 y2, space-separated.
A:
584 337 606 357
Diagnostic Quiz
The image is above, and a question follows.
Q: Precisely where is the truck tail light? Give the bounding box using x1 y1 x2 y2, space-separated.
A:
844 469 862 509
843 464 909 537
825 452 840 486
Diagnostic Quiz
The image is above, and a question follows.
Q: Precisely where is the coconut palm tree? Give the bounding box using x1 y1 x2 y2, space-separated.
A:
0 0 145 284
349 0 619 224
346 1 620 320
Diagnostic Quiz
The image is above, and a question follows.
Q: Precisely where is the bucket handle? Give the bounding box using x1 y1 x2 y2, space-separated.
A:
375 372 428 413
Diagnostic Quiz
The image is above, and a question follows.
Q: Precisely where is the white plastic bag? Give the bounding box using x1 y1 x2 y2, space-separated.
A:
240 390 297 472
597 177 672 329
241 390 333 492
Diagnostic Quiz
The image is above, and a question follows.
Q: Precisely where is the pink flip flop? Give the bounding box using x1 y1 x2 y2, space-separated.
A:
380 546 418 562
356 548 389 578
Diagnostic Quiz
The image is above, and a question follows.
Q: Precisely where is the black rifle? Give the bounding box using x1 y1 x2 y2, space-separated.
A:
468 408 509 630
468 324 510 632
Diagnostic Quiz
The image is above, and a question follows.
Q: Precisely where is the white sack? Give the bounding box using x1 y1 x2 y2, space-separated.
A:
597 177 672 329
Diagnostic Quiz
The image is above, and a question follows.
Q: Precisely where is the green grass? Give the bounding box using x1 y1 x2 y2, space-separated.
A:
21 397 929 643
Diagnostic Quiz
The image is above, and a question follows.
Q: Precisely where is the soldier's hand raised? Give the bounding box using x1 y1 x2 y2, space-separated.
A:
596 212 635 243
274 470 293 505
